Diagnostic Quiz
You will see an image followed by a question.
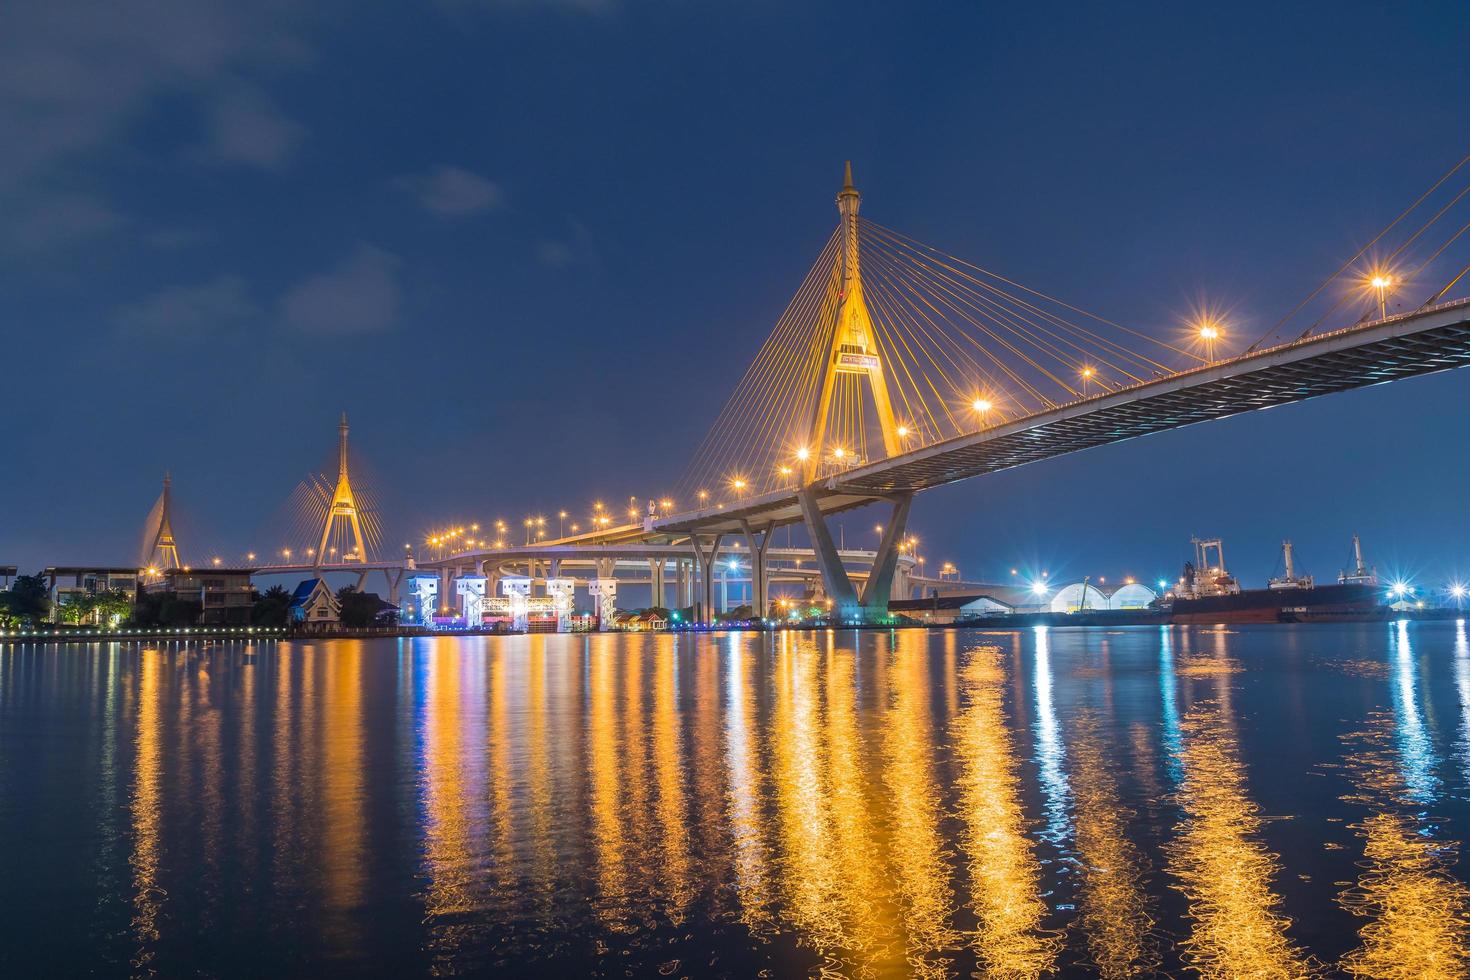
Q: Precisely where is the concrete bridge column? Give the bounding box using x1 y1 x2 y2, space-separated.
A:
797 488 860 621
859 492 914 616
689 534 724 625
739 519 774 619
675 560 691 609
648 557 667 608
383 566 405 606
439 568 455 619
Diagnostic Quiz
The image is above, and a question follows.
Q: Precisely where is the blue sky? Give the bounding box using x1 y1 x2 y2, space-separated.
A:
4 1 1470 589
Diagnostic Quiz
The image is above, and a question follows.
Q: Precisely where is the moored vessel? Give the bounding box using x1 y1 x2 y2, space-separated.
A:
1167 536 1386 624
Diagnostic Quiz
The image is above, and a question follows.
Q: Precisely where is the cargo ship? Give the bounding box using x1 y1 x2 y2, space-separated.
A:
1166 535 1387 624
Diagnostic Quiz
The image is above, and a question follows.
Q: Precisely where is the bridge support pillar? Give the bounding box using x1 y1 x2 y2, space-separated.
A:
383 566 405 606
738 519 774 620
797 488 860 620
676 560 692 610
589 578 618 631
440 568 454 621
648 557 667 608
859 492 913 616
798 487 911 622
689 534 725 625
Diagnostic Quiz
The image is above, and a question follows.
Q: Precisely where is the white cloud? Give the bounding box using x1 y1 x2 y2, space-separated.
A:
0 193 122 252
0 1 309 191
197 84 304 170
114 275 255 339
280 244 400 334
537 241 573 267
397 165 503 216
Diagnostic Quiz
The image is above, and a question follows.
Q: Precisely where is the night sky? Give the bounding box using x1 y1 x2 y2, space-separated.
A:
5 1 1470 591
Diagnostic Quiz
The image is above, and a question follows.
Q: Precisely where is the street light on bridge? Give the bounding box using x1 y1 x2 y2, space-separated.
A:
1370 273 1394 319
1197 322 1221 363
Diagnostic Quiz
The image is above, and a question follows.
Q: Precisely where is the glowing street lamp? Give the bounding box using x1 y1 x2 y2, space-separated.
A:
1370 273 1394 319
1080 366 1096 396
1198 322 1220 363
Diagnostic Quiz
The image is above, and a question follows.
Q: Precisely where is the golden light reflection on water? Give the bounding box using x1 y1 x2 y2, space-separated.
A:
881 634 958 979
420 643 491 966
1070 713 1156 978
128 649 164 971
1166 700 1315 978
651 638 694 922
588 641 632 929
81 627 1470 977
771 634 847 958
951 646 1062 978
724 634 772 931
822 639 899 972
321 643 365 945
1337 711 1470 975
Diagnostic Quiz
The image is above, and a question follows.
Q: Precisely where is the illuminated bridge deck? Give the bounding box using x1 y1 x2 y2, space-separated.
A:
651 297 1470 536
833 297 1470 494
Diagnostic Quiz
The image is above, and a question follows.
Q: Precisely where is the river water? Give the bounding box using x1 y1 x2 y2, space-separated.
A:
2 623 1469 977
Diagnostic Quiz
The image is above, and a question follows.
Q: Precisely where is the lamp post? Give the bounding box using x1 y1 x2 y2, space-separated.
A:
1198 323 1220 363
1371 274 1393 319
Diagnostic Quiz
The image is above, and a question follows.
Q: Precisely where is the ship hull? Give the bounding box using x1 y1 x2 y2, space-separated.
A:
1169 582 1384 624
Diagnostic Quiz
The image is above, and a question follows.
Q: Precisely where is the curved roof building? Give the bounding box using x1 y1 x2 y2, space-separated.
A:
1050 582 1108 613
1108 583 1158 609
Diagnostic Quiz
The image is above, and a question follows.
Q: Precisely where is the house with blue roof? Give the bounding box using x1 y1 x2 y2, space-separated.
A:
289 578 340 629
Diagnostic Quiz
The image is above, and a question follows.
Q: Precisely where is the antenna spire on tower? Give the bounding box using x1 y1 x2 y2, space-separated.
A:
803 161 900 479
317 413 369 566
142 472 182 571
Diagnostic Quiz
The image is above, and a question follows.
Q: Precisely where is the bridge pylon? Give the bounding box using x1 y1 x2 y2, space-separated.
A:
141 473 182 571
316 412 369 567
803 162 902 482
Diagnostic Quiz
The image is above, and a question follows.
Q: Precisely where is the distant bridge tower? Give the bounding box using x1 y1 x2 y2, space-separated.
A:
142 473 182 570
803 161 901 481
316 412 369 566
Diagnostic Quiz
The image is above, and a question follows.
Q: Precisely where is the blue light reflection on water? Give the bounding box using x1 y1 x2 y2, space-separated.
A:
1030 626 1072 847
1158 625 1184 786
1455 620 1470 784
1388 619 1440 804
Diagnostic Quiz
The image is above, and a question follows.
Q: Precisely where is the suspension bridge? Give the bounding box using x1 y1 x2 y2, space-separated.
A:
129 158 1470 629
